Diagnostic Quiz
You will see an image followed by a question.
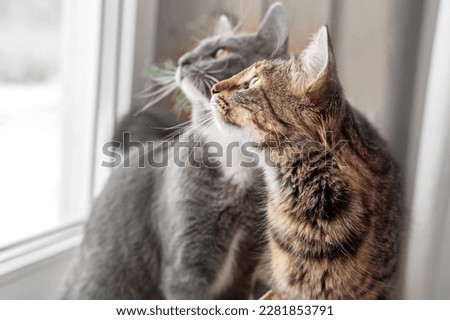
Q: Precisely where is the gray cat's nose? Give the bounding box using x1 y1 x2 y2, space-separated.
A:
178 56 192 67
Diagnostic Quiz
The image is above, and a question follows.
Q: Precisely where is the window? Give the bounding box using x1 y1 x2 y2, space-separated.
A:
0 0 101 249
0 0 150 298
0 0 67 247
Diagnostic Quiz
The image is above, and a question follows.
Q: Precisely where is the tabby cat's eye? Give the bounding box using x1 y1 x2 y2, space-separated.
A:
213 48 229 59
249 77 259 87
244 77 259 89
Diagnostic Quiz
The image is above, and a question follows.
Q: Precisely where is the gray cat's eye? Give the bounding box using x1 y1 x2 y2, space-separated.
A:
214 48 229 59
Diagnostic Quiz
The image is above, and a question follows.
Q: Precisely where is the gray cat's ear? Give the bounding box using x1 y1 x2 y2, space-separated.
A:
214 15 233 36
292 26 335 91
256 2 289 54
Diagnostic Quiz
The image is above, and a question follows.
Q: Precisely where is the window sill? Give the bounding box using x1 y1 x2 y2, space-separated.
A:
0 223 83 299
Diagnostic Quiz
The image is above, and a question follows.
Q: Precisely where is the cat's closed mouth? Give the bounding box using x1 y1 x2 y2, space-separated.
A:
211 94 229 114
211 93 241 130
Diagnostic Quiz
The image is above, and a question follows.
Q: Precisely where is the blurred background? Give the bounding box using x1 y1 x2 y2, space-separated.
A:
0 0 449 299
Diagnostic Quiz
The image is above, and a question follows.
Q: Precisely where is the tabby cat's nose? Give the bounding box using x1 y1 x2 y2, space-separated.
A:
211 84 220 95
211 81 227 95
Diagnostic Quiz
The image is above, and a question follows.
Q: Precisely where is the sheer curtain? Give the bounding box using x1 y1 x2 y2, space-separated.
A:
403 0 450 299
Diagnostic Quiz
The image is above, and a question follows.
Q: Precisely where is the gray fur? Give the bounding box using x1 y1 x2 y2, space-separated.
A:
62 3 288 299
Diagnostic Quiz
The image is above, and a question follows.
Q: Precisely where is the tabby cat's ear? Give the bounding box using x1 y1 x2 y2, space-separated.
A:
293 26 336 92
256 2 288 55
214 15 233 36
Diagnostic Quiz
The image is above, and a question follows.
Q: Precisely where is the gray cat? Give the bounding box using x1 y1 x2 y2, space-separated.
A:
62 3 288 299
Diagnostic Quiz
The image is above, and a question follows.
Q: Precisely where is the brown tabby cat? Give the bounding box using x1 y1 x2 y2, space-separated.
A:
210 26 403 299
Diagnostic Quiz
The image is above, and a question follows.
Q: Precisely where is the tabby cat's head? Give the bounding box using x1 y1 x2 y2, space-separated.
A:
176 2 288 105
211 26 344 146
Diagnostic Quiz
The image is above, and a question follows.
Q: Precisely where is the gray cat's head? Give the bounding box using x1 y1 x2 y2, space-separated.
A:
176 2 288 105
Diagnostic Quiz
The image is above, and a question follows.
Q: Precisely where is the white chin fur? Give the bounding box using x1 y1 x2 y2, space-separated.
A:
179 80 259 189
180 77 208 105
210 98 261 144
175 67 181 86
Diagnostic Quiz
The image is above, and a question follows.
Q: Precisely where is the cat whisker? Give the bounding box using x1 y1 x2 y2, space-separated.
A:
147 78 177 88
134 83 179 116
204 74 219 83
149 122 188 132
148 63 177 74
199 119 215 139
143 67 176 81
136 80 175 99
192 66 206 75
180 117 213 143
136 64 177 97
149 73 176 81
148 75 176 85
193 76 211 97
157 68 177 75
203 78 217 91
181 120 209 139
202 79 212 96
204 59 230 74
139 82 178 99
